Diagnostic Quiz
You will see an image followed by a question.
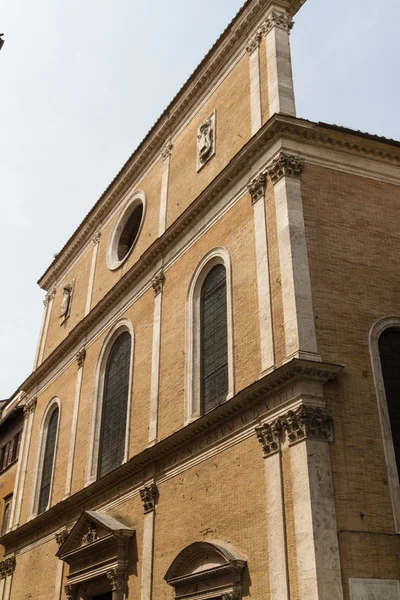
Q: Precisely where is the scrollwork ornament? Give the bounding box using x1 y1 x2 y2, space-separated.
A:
151 272 165 296
161 142 173 160
76 348 86 369
92 230 102 245
262 11 294 36
246 29 262 54
255 418 283 456
139 482 158 513
0 557 15 579
267 152 305 184
248 173 266 204
23 397 37 418
107 567 126 591
282 405 333 444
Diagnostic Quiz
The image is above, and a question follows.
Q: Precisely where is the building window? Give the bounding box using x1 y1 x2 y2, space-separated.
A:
38 407 59 514
1 494 12 536
98 331 131 478
379 329 400 478
185 248 235 424
200 264 228 414
107 191 146 270
0 430 22 473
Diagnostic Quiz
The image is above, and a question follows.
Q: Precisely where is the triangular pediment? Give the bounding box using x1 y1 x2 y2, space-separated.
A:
56 510 133 558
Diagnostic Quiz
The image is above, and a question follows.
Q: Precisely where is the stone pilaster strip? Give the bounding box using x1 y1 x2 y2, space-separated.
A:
267 152 305 184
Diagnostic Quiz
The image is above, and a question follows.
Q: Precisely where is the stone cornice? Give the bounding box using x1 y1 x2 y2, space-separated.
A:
0 358 343 553
22 115 400 397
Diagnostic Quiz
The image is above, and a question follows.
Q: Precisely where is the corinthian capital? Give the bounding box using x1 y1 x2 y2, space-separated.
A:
139 482 158 513
23 397 37 418
282 405 333 444
161 142 173 160
248 173 266 204
152 272 165 297
262 11 294 36
267 152 305 184
256 418 283 456
246 29 263 55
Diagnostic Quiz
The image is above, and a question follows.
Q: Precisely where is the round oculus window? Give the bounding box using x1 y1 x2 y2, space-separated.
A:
107 192 145 270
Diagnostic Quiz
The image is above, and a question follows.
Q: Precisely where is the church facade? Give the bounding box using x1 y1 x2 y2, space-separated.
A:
1 0 400 599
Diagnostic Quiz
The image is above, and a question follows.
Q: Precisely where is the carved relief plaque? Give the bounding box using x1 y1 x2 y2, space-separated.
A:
197 110 216 171
350 579 400 600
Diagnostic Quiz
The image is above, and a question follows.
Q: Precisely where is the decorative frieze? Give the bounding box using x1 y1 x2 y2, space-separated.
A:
283 405 333 444
23 397 37 418
140 483 158 513
76 347 86 369
161 142 173 161
55 529 69 547
246 29 262 55
107 567 126 592
151 272 165 297
256 419 283 456
197 111 216 171
0 557 15 579
267 152 305 184
262 11 294 36
92 230 102 245
248 173 266 204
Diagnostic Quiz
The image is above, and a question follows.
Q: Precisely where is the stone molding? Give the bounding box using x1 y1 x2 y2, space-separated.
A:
246 28 262 54
151 272 165 297
76 348 86 369
140 483 158 513
248 173 266 204
267 152 305 184
256 405 334 456
161 142 173 160
0 557 15 579
262 11 294 36
92 230 101 245
23 397 37 418
24 116 400 397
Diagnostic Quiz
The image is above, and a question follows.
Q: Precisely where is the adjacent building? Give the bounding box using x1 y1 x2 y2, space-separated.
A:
1 0 400 599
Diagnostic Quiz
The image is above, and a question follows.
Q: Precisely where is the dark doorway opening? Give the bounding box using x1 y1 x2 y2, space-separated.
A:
93 594 112 600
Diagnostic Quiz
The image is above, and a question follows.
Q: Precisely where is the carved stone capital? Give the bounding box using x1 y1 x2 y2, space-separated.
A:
282 405 333 445
107 567 126 592
139 482 158 513
262 11 294 36
23 397 37 418
161 142 173 160
0 556 15 579
55 528 69 546
92 230 102 245
256 418 283 456
267 152 305 184
65 584 78 600
246 29 262 55
76 347 86 369
152 272 165 297
43 287 56 307
248 173 266 204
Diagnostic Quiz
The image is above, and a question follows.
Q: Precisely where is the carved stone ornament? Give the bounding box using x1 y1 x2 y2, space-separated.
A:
197 111 216 171
76 347 86 369
23 396 37 418
139 482 158 513
107 567 126 592
282 405 333 445
60 280 75 325
152 272 165 297
262 11 294 36
81 522 98 545
161 141 173 160
246 29 262 54
92 230 102 245
43 287 56 307
55 529 69 547
0 557 15 579
256 418 283 456
222 593 241 600
267 152 305 184
248 173 266 204
64 584 78 600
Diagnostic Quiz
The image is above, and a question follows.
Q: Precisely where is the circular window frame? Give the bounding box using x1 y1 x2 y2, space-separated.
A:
106 190 146 271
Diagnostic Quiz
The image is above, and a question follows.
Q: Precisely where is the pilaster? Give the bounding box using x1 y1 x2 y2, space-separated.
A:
148 273 165 445
262 8 296 117
247 29 263 135
140 483 158 600
85 230 102 316
159 143 173 235
268 152 320 362
64 348 86 498
37 288 56 366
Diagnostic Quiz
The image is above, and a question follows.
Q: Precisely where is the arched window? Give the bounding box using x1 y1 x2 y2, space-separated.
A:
38 407 59 514
379 328 400 479
200 264 228 414
185 248 234 424
98 331 131 478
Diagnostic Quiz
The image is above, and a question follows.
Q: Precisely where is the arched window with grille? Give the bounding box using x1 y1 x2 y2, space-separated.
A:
200 264 228 414
98 331 131 478
30 398 61 518
185 248 234 424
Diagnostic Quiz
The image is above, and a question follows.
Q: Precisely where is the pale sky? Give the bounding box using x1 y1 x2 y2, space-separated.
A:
1 0 399 397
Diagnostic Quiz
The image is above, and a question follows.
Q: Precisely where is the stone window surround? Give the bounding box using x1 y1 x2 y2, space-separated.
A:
85 319 135 487
106 190 147 271
369 315 400 532
185 247 235 425
29 397 61 520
